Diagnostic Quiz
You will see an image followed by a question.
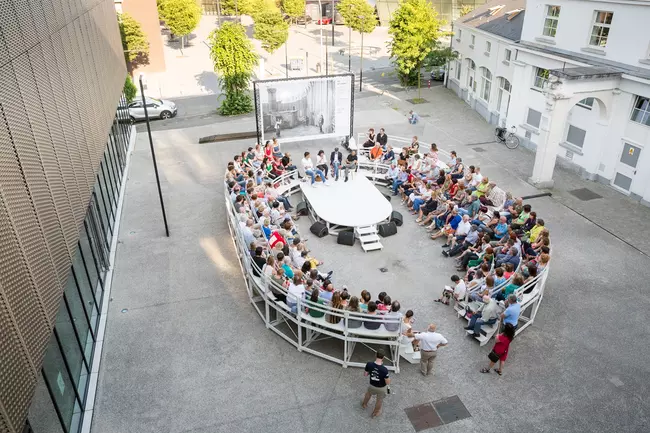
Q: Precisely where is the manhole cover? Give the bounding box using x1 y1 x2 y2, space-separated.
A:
379 267 388 273
432 395 471 424
404 396 471 431
405 403 443 432
472 147 485 152
568 187 602 201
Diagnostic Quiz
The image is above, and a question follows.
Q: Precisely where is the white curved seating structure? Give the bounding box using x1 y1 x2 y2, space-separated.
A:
227 145 551 368
225 182 403 372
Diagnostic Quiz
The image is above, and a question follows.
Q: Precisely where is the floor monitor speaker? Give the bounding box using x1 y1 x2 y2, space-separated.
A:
310 221 328 238
378 221 397 237
337 231 355 246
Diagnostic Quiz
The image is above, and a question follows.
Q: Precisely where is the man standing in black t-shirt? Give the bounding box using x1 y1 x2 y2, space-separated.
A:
343 150 358 182
362 350 391 418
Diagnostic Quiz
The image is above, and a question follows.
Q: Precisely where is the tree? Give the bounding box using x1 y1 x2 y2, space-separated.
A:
387 0 443 98
338 0 375 84
123 76 138 103
160 0 202 50
423 40 458 68
118 13 150 72
282 0 305 23
459 4 474 17
219 0 239 16
253 8 289 53
208 22 258 115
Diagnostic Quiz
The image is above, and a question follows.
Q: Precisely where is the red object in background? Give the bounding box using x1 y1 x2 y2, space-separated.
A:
428 80 431 89
317 17 331 25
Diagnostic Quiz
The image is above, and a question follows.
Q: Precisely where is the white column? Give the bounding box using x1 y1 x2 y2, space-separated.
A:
529 94 572 188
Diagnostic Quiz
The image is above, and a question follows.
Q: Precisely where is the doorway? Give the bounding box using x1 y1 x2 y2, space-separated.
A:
611 142 643 193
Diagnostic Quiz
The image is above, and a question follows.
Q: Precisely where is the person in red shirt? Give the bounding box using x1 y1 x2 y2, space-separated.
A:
480 323 515 375
268 231 286 249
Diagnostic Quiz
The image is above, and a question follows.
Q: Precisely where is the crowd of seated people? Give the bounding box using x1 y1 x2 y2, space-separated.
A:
384 146 552 338
226 140 412 335
229 136 551 344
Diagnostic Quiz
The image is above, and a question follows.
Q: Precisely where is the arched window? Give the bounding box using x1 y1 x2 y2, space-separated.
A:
480 68 492 102
466 59 476 92
497 77 512 117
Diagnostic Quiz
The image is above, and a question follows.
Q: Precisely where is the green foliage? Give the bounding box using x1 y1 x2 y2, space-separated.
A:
118 13 149 64
282 0 305 21
157 0 170 20
337 0 376 33
253 9 289 53
388 0 443 90
423 40 458 68
208 22 258 115
123 76 138 103
219 0 239 15
160 0 202 37
459 4 474 17
218 91 254 115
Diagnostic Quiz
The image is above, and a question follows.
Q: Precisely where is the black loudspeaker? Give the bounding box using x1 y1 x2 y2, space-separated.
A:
378 221 397 237
296 201 309 216
390 211 403 227
383 194 392 202
337 231 355 246
310 221 328 238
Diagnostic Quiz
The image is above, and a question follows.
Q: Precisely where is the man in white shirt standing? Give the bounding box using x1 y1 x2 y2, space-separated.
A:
301 151 328 187
413 324 448 376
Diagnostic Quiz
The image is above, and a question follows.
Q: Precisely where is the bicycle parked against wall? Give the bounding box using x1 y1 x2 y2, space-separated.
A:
495 126 520 149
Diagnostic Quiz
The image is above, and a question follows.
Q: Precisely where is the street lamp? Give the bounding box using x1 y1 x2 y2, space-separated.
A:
138 74 170 237
358 15 364 92
317 0 324 74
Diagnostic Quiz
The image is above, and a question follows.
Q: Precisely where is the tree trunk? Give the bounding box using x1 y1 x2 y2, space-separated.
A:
181 35 184 51
417 61 421 99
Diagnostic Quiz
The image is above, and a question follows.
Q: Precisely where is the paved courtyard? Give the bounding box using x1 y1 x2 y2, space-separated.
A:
92 85 650 433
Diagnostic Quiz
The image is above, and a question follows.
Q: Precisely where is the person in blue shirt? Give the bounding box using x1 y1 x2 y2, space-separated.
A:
382 145 395 163
501 294 521 328
392 168 408 195
493 216 509 240
431 209 461 240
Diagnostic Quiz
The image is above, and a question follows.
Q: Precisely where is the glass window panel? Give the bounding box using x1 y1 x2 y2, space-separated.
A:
527 109 542 128
94 183 112 237
28 373 67 433
101 158 116 210
42 334 83 433
566 125 586 147
78 224 101 296
72 249 99 334
54 299 89 399
64 272 94 364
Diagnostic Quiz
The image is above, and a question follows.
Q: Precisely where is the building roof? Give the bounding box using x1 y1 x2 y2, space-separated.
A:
518 41 650 82
455 0 526 41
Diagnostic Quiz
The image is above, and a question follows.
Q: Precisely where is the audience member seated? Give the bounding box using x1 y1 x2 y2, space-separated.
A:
435 275 466 305
370 143 384 161
347 296 363 328
384 301 402 332
307 288 326 318
328 291 343 324
465 295 500 336
364 302 382 330
362 128 376 148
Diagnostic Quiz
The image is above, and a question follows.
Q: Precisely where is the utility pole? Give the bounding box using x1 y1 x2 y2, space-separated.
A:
284 42 289 78
348 25 351 72
359 30 363 92
138 75 169 237
331 0 335 46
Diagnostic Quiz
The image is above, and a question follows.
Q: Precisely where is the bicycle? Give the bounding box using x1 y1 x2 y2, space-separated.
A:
495 126 520 149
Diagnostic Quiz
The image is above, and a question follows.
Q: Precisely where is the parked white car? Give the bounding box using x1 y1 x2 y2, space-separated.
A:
124 97 177 123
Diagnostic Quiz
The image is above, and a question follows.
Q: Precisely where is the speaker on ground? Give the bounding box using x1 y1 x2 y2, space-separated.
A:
337 231 355 246
296 201 309 216
383 194 392 202
310 221 328 238
378 221 397 237
390 211 403 227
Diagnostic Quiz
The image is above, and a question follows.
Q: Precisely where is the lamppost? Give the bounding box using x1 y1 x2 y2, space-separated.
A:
138 74 170 237
359 15 364 92
331 0 335 46
317 0 324 74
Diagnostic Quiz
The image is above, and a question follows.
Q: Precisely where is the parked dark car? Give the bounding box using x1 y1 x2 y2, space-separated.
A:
431 66 446 81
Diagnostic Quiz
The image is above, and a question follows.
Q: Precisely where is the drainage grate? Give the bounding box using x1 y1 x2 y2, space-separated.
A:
420 114 431 118
472 147 485 152
405 396 471 431
568 188 602 201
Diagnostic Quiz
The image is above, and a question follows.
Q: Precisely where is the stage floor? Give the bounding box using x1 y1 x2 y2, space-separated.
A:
300 173 393 228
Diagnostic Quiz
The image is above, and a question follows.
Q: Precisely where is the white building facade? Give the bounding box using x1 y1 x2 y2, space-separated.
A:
447 0 650 206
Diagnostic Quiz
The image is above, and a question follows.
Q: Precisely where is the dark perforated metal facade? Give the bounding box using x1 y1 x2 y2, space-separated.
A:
0 0 126 431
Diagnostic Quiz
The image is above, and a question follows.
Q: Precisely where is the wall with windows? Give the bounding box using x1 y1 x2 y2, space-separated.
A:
521 0 650 67
448 25 516 125
0 0 126 432
25 107 132 433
